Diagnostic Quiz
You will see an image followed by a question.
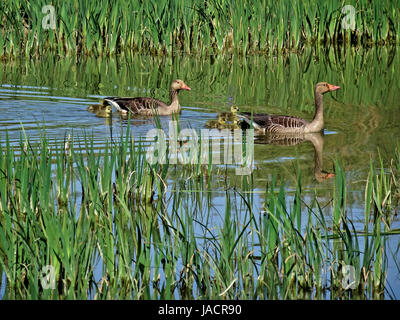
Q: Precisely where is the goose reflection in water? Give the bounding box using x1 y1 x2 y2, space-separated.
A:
254 132 335 182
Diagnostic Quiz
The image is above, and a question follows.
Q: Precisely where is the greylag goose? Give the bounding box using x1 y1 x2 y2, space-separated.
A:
205 117 226 129
103 79 191 116
205 117 240 130
226 118 240 130
220 106 239 122
95 105 112 118
205 106 240 130
87 102 108 113
239 82 340 134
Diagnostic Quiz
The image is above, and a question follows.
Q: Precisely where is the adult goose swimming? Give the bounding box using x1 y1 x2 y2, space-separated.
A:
239 82 340 134
103 79 191 116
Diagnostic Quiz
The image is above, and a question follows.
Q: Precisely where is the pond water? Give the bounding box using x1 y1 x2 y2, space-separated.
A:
1 48 399 204
0 46 399 298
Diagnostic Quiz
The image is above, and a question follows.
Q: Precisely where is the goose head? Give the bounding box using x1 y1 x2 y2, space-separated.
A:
171 79 191 91
315 82 340 95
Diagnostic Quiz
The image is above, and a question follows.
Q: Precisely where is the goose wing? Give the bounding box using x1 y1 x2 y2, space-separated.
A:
237 112 272 130
268 115 309 129
104 97 168 114
239 112 308 132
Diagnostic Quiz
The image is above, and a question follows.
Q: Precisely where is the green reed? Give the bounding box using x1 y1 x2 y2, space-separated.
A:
0 127 399 299
2 47 399 120
0 0 399 57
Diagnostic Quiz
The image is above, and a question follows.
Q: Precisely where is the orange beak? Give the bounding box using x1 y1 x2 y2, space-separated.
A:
328 84 340 91
182 84 191 91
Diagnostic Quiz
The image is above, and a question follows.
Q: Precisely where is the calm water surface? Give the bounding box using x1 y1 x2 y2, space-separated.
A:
0 47 399 298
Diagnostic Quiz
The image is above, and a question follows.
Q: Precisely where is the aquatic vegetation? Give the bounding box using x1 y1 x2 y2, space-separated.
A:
0 127 398 299
0 0 399 298
0 0 399 57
